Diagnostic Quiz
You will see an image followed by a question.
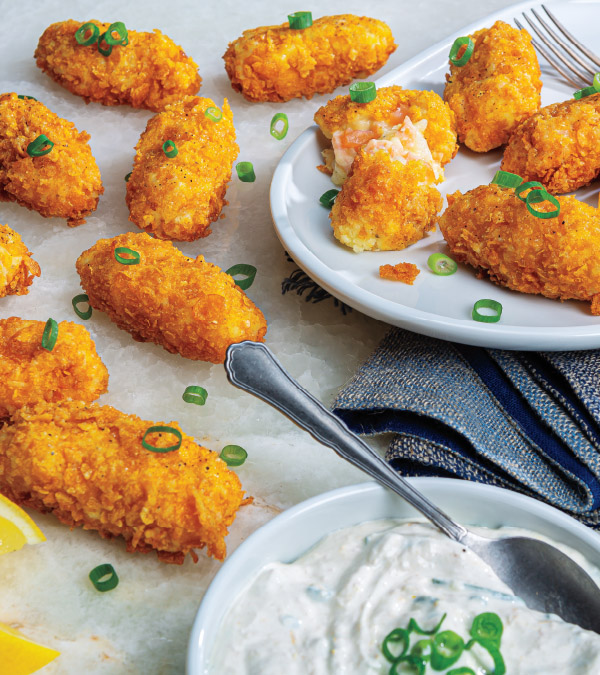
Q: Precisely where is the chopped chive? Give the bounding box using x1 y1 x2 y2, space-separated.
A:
288 11 312 29
75 22 100 46
270 113 289 140
514 180 544 202
124 171 132 182
142 426 183 453
182 386 208 406
225 263 257 290
319 188 339 208
349 82 376 103
491 170 522 189
89 563 119 592
17 94 37 101
526 189 560 219
427 253 457 276
162 140 178 158
105 21 128 46
97 32 113 56
236 161 256 182
472 299 502 323
72 293 92 320
27 135 54 157
41 318 58 351
219 444 247 467
449 36 474 66
204 106 222 122
114 247 140 265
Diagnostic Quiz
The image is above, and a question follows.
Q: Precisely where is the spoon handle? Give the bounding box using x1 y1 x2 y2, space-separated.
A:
225 341 467 543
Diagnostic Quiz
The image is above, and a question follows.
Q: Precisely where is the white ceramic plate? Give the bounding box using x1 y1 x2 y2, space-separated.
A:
270 0 600 351
186 478 600 673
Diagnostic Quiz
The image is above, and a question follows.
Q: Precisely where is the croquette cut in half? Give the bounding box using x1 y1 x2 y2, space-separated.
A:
76 232 267 363
0 225 40 298
35 20 201 112
126 96 238 241
223 14 396 102
0 401 247 562
0 93 103 226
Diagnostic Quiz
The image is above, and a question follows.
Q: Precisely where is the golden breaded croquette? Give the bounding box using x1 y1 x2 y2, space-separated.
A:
0 401 247 562
76 232 267 363
438 184 600 313
35 20 201 112
330 149 442 252
0 225 40 298
223 14 396 103
0 93 103 226
126 96 238 241
0 317 108 420
443 21 541 152
314 85 457 185
501 93 600 194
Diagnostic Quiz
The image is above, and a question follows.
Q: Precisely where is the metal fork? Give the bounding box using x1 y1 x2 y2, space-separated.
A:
515 4 600 88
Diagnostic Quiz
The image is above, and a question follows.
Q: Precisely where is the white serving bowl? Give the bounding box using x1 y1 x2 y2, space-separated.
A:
186 478 600 674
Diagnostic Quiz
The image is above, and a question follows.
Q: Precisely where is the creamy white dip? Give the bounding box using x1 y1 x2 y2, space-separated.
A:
208 520 600 674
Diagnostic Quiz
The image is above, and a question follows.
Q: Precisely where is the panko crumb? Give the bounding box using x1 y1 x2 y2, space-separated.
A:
592 294 600 316
379 263 420 284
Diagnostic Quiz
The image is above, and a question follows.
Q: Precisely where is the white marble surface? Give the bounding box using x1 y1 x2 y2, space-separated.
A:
0 0 525 672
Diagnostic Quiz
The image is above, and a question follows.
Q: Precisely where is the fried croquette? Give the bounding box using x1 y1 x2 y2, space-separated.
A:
0 401 246 562
223 14 396 103
126 96 238 241
314 85 457 185
330 149 442 252
501 93 600 194
379 262 420 284
0 93 103 226
443 21 541 152
76 232 267 363
0 225 40 298
35 20 201 112
438 184 600 313
0 317 108 420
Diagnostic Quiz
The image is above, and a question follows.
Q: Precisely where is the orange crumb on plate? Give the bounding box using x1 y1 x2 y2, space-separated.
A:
379 263 420 284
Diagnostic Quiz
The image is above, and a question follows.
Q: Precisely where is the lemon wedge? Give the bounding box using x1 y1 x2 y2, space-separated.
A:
0 623 60 674
0 494 45 555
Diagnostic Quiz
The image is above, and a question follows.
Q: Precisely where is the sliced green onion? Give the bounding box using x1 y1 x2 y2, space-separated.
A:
472 298 503 323
182 386 208 406
204 106 222 122
382 627 410 662
162 140 178 158
89 563 119 592
72 293 92 320
288 11 312 29
97 32 113 56
574 74 600 99
447 669 477 675
491 170 522 189
514 180 544 202
105 22 128 46
470 613 503 647
526 188 560 219
410 639 432 661
389 655 426 675
236 161 256 182
428 252 457 276
75 22 100 46
449 36 474 66
41 318 58 352
27 135 53 157
225 263 257 290
408 614 447 636
349 82 376 103
142 426 183 453
17 94 37 101
430 630 465 670
319 188 339 209
114 247 140 265
270 112 289 140
219 444 247 467
466 638 506 675
124 171 132 182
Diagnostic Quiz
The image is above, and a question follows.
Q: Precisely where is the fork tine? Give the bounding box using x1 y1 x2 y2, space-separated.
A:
542 4 600 69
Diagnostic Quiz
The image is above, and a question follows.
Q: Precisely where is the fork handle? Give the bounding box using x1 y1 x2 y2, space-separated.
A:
224 341 467 543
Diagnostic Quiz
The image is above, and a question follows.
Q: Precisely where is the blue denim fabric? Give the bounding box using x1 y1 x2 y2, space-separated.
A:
332 328 600 526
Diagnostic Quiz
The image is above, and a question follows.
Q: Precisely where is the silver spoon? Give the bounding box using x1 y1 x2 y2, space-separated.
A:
225 340 600 634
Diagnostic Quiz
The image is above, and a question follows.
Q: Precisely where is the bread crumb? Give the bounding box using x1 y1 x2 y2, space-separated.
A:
379 262 420 284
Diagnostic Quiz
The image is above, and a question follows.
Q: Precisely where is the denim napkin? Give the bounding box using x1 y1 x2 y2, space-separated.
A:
332 327 600 527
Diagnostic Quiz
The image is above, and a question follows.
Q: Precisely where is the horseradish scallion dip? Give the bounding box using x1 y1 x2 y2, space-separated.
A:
208 520 600 674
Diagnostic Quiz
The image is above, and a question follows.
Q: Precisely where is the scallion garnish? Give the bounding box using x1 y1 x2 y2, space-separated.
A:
114 247 140 265
449 36 474 66
382 628 410 661
431 630 465 670
319 189 339 208
288 11 312 29
470 612 503 647
182 386 208 405
162 140 178 158
514 180 544 202
408 614 447 636
142 426 183 453
349 82 376 103
97 32 113 56
270 112 289 140
526 188 560 218
219 445 248 467
410 639 433 661
225 263 257 290
446 668 476 675
41 318 58 352
105 22 128 46
204 106 222 122
491 170 522 189
89 563 119 592
574 73 600 99
72 294 92 320
427 253 457 276
27 135 54 157
17 94 37 101
390 654 426 674
124 171 132 182
75 22 100 46
236 161 256 182
472 298 502 323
